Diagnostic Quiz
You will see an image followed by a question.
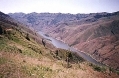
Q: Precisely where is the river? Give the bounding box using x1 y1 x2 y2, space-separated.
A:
38 31 104 66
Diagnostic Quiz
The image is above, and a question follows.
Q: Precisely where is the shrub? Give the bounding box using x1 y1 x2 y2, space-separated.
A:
116 71 119 75
94 66 102 72
0 26 3 34
90 64 106 72
26 33 30 41
0 57 7 64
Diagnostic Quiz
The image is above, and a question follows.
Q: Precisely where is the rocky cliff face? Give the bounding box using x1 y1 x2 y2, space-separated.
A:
9 11 119 69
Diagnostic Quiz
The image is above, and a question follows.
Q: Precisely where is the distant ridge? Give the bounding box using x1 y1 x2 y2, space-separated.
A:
9 11 119 69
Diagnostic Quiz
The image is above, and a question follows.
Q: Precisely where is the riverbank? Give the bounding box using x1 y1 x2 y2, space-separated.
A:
38 31 104 66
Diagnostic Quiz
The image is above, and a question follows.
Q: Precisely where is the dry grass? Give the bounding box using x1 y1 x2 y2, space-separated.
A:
0 15 119 78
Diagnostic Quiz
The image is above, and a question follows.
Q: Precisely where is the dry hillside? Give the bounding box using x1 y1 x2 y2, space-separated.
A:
9 11 119 69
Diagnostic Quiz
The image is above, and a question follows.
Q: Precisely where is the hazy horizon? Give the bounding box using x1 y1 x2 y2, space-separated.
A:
0 0 119 14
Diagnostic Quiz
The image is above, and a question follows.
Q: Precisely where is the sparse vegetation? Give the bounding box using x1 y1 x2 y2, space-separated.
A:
0 57 7 64
108 67 119 75
54 49 85 68
12 11 119 70
21 65 53 78
0 26 3 34
89 63 107 72
26 33 30 41
0 11 119 78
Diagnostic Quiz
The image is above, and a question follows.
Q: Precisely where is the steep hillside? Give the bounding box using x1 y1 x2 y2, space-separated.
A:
45 13 119 69
2 11 119 78
74 20 119 68
9 11 119 69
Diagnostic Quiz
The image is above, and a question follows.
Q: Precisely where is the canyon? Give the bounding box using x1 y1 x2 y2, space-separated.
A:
9 11 119 69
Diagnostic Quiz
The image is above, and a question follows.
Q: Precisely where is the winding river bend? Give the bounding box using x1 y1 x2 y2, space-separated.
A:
38 31 104 66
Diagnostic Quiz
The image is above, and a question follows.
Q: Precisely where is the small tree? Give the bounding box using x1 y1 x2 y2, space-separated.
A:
0 26 3 34
66 51 72 68
55 50 58 56
26 33 30 41
42 39 46 47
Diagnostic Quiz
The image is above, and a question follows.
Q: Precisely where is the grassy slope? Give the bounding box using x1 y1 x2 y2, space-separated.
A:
0 17 119 78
